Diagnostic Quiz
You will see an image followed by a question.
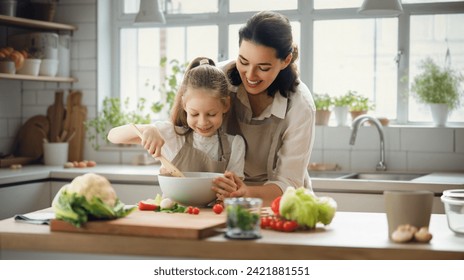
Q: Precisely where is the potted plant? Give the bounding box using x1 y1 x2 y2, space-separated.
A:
313 93 332 125
411 57 463 126
332 91 354 126
85 97 151 149
349 91 375 120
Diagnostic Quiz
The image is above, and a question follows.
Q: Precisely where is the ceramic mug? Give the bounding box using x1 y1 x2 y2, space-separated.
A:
384 190 434 239
43 142 69 166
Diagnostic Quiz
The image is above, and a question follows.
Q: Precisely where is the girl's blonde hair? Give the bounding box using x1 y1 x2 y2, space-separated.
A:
170 57 229 135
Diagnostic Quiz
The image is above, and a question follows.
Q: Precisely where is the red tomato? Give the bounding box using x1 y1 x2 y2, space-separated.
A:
271 196 281 215
192 207 200 215
212 204 223 214
260 216 271 228
186 206 194 214
283 220 298 232
274 220 284 231
138 201 158 211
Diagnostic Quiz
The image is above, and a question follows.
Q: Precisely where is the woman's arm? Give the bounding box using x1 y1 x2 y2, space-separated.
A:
213 171 283 206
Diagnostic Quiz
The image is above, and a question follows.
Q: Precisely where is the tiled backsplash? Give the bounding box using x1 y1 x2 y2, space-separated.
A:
311 126 464 172
0 0 463 172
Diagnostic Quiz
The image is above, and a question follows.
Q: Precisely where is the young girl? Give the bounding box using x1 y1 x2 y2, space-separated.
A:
107 57 245 178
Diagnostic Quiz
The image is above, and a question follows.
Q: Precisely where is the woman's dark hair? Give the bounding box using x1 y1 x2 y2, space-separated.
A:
228 11 300 98
171 57 229 135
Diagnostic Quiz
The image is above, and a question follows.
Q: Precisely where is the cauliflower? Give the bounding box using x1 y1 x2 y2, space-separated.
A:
52 173 134 227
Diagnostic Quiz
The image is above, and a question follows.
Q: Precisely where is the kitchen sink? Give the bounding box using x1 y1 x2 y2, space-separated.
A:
309 172 351 179
338 172 426 181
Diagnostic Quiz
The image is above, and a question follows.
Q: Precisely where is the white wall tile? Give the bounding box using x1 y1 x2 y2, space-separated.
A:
78 41 96 59
401 127 454 152
349 150 380 171
0 119 7 137
407 152 464 172
323 150 351 171
456 128 464 153
323 127 352 150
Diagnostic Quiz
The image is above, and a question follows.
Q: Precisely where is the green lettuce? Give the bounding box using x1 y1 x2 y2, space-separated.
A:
279 187 337 228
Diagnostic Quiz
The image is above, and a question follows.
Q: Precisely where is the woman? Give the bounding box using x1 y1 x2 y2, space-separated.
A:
213 11 316 206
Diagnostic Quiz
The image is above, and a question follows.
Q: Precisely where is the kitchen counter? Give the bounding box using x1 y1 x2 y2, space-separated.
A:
0 210 463 260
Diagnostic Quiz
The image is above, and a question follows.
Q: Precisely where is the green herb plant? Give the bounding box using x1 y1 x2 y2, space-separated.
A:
314 93 332 111
411 57 463 110
349 91 375 112
227 205 260 231
85 97 151 149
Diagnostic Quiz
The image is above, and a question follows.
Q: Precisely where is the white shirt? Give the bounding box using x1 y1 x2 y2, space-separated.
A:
154 121 245 178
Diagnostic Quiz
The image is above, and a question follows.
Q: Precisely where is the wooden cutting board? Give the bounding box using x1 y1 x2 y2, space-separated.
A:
14 115 49 160
46 90 65 143
50 209 226 239
63 90 87 161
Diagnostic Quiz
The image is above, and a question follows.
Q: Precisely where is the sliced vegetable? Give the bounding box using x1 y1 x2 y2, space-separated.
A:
271 196 281 215
138 200 159 211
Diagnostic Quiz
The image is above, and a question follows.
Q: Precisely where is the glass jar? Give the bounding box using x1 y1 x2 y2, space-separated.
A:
224 197 262 239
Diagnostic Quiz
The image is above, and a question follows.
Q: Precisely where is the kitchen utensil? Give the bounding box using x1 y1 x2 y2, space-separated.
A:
441 189 464 235
43 142 68 166
50 208 226 239
129 123 184 177
158 172 222 206
46 90 65 142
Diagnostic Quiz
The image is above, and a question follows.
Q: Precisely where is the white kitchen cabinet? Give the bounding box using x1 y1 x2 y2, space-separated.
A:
0 181 51 220
315 191 445 214
50 181 161 206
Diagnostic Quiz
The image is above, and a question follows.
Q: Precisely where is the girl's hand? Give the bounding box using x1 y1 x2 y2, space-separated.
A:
141 126 165 157
212 171 248 200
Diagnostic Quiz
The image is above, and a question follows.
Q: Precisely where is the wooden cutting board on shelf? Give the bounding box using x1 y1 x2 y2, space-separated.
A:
13 115 49 160
50 209 226 240
46 90 65 143
63 90 87 161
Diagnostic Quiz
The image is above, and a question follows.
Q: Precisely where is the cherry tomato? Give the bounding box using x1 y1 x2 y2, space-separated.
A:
274 220 284 231
283 220 298 232
186 206 194 214
260 216 271 228
212 204 224 214
192 207 200 215
138 201 158 211
271 196 281 215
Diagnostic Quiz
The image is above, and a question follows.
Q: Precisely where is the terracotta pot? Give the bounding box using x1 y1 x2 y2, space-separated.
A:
350 110 367 121
315 110 331 125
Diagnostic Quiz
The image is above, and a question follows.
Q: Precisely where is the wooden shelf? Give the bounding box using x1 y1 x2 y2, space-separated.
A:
0 15 77 32
0 73 77 83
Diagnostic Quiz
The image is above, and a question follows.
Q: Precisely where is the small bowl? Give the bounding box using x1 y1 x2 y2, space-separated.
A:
158 172 223 207
17 59 41 76
39 59 59 77
0 60 15 74
441 189 464 235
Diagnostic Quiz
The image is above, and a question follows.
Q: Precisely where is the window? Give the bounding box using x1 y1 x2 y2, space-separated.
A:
110 0 464 124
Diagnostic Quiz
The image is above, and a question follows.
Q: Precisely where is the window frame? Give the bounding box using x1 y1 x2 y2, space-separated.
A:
107 0 464 125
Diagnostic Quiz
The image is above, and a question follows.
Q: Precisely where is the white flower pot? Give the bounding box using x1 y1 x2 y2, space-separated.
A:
333 106 349 126
429 103 449 126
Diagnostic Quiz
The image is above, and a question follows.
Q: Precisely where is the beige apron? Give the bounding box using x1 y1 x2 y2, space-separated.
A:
225 92 286 185
171 130 231 173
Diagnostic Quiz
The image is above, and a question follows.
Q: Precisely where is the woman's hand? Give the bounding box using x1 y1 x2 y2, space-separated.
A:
141 126 165 157
212 171 248 201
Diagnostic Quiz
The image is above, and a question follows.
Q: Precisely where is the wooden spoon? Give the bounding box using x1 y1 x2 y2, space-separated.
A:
129 123 184 177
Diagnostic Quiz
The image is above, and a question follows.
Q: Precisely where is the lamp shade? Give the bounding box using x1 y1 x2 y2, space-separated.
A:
135 0 165 24
358 0 403 16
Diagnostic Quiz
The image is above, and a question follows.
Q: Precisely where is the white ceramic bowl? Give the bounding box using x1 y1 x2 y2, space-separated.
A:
441 189 464 235
17 58 41 76
39 59 59 77
158 172 223 207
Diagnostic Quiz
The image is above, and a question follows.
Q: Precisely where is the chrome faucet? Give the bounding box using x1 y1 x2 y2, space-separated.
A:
349 114 387 171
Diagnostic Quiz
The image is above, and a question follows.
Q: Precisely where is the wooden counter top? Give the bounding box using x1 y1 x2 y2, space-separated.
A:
1 210 463 260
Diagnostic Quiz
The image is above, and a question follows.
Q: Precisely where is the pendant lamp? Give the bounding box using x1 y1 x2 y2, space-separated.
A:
358 0 403 16
135 0 166 24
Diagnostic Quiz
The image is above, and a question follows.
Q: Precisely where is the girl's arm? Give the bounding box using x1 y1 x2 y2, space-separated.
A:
108 124 165 157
